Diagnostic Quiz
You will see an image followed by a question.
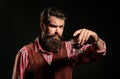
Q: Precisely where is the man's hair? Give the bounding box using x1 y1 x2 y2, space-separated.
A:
40 7 67 26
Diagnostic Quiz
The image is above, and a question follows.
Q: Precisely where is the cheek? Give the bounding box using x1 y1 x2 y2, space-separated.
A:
60 29 64 35
48 28 56 35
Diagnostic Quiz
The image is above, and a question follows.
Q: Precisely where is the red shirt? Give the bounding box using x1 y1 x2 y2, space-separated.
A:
12 37 106 79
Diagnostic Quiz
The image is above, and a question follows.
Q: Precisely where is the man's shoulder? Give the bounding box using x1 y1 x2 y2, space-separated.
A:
18 42 35 54
18 36 40 54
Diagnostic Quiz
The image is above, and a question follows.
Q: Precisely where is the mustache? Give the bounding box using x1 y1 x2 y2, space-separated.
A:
46 33 63 39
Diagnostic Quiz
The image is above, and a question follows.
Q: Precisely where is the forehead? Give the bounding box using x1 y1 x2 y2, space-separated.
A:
49 16 65 25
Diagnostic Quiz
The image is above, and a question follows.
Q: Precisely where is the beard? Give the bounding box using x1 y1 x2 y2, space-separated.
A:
40 32 63 53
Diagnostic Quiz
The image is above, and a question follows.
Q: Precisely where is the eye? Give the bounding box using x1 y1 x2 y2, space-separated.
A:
49 24 57 28
59 26 64 29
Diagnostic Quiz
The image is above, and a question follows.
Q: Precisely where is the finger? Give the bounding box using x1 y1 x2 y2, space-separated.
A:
77 29 85 44
85 33 91 42
81 30 89 44
73 29 82 36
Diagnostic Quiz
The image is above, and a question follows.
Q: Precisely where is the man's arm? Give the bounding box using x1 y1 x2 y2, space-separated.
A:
12 47 29 79
65 28 106 65
73 28 106 52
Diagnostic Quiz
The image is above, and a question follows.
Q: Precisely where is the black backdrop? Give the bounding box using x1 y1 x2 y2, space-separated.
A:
1 0 118 79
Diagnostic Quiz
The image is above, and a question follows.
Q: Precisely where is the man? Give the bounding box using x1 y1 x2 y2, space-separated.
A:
12 7 106 79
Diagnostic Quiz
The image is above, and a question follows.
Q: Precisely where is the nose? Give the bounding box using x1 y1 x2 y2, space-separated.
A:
55 27 59 33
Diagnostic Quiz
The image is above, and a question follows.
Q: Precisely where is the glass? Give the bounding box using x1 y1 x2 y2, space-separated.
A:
70 38 83 54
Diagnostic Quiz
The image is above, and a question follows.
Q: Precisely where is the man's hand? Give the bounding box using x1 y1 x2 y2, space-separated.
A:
73 28 99 45
73 28 105 51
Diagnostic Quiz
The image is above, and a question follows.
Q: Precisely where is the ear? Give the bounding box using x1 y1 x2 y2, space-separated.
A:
40 23 46 32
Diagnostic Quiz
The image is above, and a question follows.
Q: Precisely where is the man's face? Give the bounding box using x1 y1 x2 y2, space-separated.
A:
40 16 65 53
47 16 65 39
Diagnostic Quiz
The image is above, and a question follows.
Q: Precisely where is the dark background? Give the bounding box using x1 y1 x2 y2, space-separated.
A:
1 0 118 79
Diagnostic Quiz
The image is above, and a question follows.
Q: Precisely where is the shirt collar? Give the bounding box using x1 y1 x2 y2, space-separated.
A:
34 36 46 53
